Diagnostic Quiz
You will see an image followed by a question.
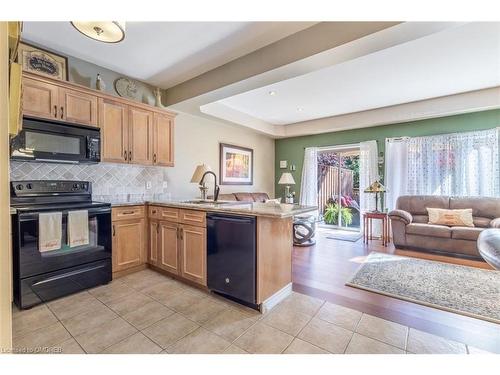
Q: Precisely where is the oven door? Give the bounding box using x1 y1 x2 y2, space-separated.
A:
13 206 112 279
10 117 100 163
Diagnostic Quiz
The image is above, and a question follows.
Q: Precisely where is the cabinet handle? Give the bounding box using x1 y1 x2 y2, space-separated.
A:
153 153 157 164
112 224 115 236
152 210 157 214
124 151 127 161
60 106 64 119
156 224 159 234
180 227 183 240
54 105 57 118
129 151 132 161
121 210 135 215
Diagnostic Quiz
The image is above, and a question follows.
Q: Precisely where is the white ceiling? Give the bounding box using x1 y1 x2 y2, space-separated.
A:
208 22 500 126
22 21 315 88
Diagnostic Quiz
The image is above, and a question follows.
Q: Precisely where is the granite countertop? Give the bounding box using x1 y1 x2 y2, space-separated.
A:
109 200 317 218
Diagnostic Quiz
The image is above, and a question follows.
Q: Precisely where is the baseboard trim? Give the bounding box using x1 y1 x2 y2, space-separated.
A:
261 283 292 313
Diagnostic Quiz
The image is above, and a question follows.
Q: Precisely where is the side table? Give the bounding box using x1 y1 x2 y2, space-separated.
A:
363 211 390 246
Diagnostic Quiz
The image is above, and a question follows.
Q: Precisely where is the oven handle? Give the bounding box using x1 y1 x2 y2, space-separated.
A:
18 207 111 221
32 262 108 286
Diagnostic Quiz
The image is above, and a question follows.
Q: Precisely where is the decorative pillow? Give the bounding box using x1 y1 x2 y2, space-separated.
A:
265 198 282 204
427 208 474 227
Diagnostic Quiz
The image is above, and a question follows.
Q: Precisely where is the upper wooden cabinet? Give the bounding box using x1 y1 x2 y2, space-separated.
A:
129 107 153 165
22 77 59 120
99 98 129 163
21 73 176 167
59 87 98 126
153 112 174 166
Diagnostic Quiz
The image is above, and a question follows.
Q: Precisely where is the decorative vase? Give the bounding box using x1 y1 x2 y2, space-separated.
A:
96 74 106 91
154 87 163 107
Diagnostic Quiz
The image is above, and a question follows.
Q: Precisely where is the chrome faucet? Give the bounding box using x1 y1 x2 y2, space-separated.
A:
200 171 220 202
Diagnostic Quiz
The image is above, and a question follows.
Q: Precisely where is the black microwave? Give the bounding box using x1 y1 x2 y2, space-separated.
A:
10 117 101 164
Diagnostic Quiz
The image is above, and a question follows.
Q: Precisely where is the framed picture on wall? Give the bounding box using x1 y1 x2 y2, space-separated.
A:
219 143 254 185
18 42 68 80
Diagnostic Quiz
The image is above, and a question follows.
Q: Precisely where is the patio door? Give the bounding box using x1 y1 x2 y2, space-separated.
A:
317 146 360 231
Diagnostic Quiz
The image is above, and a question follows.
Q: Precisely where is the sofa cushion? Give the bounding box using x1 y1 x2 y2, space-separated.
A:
412 215 428 224
217 193 237 201
251 193 270 203
450 196 500 220
406 223 451 239
233 192 255 202
474 217 492 228
451 227 484 241
396 195 449 215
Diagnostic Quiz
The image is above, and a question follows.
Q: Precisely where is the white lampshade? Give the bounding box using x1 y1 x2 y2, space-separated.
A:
190 164 211 183
71 21 126 43
278 172 295 185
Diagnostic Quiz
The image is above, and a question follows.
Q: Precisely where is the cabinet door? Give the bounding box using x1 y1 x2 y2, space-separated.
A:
179 224 206 286
112 219 145 273
149 220 159 266
59 87 98 126
129 107 153 165
99 98 129 163
158 221 179 275
153 113 174 166
22 77 59 120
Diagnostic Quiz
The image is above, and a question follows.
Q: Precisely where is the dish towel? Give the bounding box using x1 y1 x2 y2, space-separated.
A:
68 210 90 247
38 212 62 252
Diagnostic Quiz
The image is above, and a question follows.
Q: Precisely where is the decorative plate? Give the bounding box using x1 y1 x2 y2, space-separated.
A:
114 77 139 99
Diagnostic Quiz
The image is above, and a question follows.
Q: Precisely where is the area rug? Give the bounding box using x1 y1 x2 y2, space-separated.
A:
326 232 362 242
346 252 500 324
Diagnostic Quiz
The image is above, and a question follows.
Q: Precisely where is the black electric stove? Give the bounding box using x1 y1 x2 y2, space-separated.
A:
11 180 112 309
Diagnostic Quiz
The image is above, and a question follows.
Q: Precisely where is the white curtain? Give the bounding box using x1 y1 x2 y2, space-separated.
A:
407 128 499 197
359 140 380 234
300 147 318 208
385 138 409 211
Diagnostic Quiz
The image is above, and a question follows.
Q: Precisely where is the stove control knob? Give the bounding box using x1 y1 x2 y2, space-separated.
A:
26 183 33 190
16 184 23 190
73 183 79 190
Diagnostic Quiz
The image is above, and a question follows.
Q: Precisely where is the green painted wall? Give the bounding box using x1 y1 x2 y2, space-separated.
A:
275 109 500 199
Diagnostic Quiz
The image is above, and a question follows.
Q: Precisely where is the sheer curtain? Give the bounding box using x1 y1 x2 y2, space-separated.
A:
359 140 379 233
407 128 499 196
385 138 409 211
300 147 318 208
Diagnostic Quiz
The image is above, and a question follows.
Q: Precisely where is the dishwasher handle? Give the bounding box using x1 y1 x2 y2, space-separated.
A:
207 214 255 224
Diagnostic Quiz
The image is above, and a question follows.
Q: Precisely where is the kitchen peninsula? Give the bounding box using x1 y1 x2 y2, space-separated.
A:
110 200 317 312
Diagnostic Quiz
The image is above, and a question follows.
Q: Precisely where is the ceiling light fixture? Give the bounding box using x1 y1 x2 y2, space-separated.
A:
297 107 304 112
268 91 276 96
71 21 126 43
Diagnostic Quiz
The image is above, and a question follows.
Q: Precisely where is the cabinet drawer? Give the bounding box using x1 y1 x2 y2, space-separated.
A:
112 206 145 221
160 207 179 221
180 209 206 227
148 205 161 219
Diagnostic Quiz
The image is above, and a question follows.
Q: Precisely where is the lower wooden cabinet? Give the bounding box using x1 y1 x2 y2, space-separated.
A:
112 218 145 273
179 224 206 285
148 207 207 286
158 221 180 275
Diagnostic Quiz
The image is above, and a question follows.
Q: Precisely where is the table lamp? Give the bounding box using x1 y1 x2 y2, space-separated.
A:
191 164 211 199
364 180 386 212
278 172 296 203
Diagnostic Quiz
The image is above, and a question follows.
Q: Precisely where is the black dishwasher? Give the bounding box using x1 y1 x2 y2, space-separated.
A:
207 213 256 308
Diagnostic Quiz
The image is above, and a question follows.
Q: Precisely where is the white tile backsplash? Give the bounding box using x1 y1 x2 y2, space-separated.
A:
10 161 169 201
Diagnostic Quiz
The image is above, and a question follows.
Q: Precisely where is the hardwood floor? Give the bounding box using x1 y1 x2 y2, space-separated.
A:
292 228 500 353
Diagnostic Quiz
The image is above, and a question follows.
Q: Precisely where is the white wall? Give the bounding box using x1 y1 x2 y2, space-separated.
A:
166 112 275 199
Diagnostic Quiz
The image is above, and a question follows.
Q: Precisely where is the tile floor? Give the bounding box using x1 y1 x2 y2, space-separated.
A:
11 269 493 354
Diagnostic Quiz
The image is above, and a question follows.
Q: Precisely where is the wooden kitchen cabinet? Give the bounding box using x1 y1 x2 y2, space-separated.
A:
158 220 180 275
129 106 153 165
179 224 206 285
99 98 129 163
59 87 98 126
23 76 98 126
112 218 145 273
22 77 59 120
148 206 207 286
153 112 174 166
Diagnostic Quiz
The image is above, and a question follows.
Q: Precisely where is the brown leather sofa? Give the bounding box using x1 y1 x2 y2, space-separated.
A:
389 195 500 259
216 192 270 203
